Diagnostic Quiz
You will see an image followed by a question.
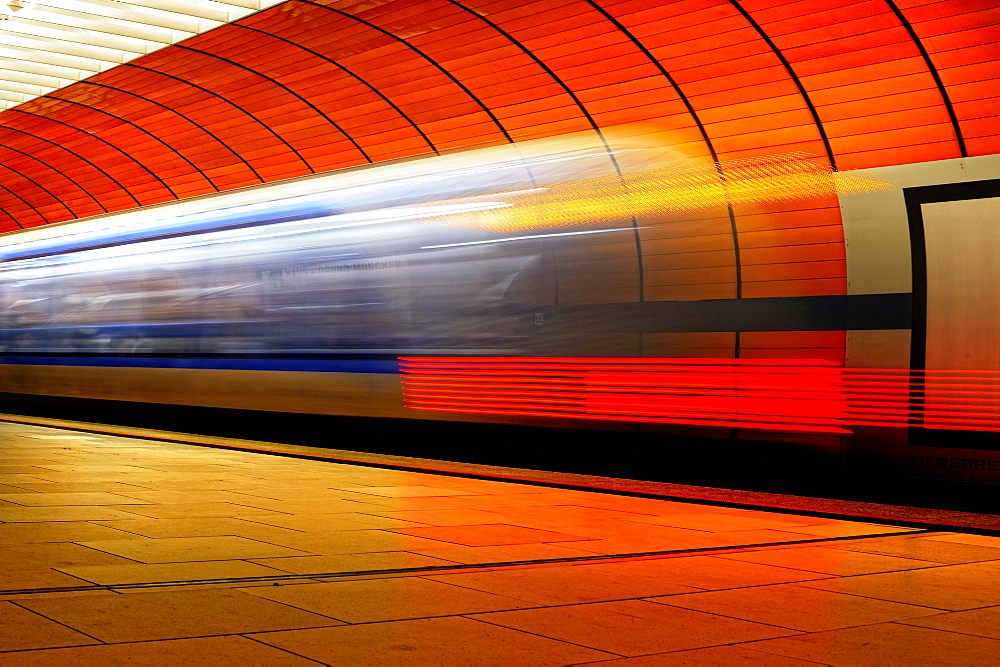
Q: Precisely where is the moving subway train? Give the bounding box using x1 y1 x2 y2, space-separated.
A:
0 133 998 483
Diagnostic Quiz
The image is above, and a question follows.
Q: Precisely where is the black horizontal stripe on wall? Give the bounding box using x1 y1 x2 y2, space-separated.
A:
537 293 912 334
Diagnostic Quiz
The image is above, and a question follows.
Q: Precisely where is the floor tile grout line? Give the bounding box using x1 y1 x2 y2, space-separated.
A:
1 588 958 659
418 578 826 632
640 591 951 632
238 633 330 665
567 635 833 667
0 529 929 597
892 612 1000 642
420 571 958 622
0 631 332 659
561 642 826 667
2 413 997 536
6 599 109 646
457 613 630 660
708 551 947 574
727 645 830 667
472 596 812 639
792 580 977 613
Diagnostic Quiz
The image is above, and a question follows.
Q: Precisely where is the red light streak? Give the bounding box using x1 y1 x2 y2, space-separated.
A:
400 357 1000 434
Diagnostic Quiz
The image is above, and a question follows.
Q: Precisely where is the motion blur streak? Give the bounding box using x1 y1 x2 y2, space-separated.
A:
400 358 1000 434
420 152 894 233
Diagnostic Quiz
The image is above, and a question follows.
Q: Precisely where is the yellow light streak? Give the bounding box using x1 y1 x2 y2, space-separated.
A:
418 152 895 234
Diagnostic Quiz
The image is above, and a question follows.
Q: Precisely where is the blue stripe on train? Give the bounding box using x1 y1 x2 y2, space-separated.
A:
0 356 400 374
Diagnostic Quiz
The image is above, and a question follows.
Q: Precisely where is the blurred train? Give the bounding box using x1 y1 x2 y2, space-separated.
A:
0 133 997 484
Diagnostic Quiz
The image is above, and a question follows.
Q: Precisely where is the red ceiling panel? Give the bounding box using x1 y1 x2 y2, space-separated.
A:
0 0 996 303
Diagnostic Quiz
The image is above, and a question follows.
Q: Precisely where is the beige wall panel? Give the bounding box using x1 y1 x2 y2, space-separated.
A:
840 186 911 294
923 197 1000 373
841 154 1000 372
839 154 1000 296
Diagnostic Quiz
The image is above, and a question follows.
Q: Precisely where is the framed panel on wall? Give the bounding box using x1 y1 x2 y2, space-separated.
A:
905 178 1000 449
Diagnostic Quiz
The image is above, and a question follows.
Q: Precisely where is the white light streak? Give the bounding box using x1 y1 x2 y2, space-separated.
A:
420 226 643 250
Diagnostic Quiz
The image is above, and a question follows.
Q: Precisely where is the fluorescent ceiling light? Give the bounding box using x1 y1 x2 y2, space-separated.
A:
0 0 287 110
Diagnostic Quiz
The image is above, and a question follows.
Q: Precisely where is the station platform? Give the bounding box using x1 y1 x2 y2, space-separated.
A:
2 416 1000 664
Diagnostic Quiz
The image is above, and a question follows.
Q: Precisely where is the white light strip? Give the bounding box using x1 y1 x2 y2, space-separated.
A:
0 0 287 109
0 133 627 257
0 201 519 268
420 227 642 250
0 148 602 250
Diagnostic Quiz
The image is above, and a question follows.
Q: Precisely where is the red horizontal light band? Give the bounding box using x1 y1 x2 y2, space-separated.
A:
400 357 1000 434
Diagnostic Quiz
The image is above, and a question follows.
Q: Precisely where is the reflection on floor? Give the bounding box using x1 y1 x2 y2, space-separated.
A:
1 419 999 665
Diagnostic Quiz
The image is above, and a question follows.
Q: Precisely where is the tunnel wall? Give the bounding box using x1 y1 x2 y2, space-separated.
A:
1 1 999 470
0 0 998 324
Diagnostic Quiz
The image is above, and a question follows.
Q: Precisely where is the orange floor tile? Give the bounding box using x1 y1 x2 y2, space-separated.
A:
0 417 999 665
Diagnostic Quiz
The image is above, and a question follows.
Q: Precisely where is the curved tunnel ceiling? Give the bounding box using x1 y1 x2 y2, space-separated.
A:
0 0 997 230
0 0 289 112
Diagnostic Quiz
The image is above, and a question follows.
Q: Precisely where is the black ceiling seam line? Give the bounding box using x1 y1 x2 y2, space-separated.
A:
447 0 646 301
0 203 18 228
81 81 263 185
0 143 108 215
0 124 141 208
0 161 75 221
124 62 312 177
233 23 440 156
7 108 179 201
726 0 839 171
445 0 631 169
296 0 516 145
294 0 548 224
881 0 968 157
584 0 725 164
174 44 371 166
587 0 744 309
42 94 218 195
0 182 38 227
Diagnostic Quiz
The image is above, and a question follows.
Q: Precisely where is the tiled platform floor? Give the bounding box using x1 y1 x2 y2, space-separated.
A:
1 419 1000 665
